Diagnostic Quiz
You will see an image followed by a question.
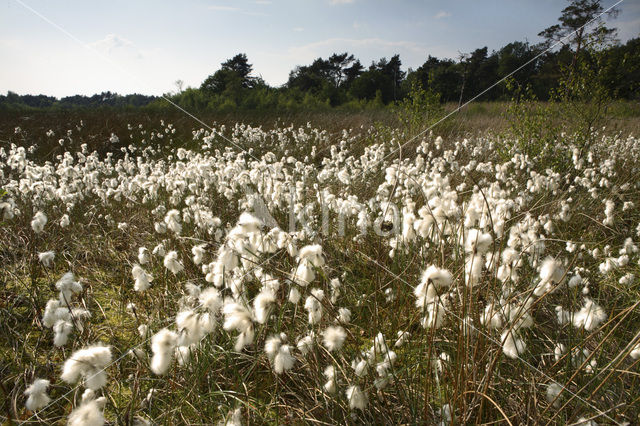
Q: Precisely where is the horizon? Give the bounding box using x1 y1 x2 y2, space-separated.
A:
1 0 638 98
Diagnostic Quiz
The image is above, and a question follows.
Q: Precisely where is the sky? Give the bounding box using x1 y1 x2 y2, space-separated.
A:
1 0 638 98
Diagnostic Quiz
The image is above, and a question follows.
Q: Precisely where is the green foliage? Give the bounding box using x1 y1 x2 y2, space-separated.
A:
395 80 444 138
502 77 561 163
553 31 618 153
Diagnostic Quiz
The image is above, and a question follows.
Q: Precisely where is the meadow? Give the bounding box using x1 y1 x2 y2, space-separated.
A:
2 103 640 425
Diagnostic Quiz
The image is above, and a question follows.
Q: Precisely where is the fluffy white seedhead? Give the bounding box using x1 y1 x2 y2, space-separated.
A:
630 342 640 360
288 286 301 304
24 378 51 411
56 272 83 303
191 244 206 265
31 211 47 233
501 330 526 359
53 320 74 347
254 290 276 324
221 407 243 426
237 212 263 234
572 299 607 331
323 365 338 394
322 326 346 352
337 307 351 323
163 251 184 274
176 310 204 346
394 331 410 348
464 229 493 255
61 345 112 390
138 247 150 265
420 265 453 289
546 383 563 408
304 289 324 325
272 344 295 374
164 209 182 234
296 333 315 355
464 255 483 288
67 394 106 426
345 385 367 411
534 257 565 296
42 299 62 328
151 329 178 375
59 214 70 228
414 282 437 310
199 287 223 314
223 300 254 351
175 346 193 366
291 262 316 287
38 251 55 267
132 265 153 292
298 244 325 267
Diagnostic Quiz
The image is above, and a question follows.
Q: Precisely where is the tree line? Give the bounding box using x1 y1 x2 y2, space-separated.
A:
2 0 638 112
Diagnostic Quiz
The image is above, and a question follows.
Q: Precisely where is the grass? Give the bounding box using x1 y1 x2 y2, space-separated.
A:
1 104 640 424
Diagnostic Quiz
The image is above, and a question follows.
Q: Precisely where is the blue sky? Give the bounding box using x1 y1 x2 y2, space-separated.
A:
1 0 638 97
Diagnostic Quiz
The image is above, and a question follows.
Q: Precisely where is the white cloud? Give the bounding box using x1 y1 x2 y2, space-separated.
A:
88 34 134 53
330 0 355 5
293 27 304 32
254 0 272 4
434 11 451 19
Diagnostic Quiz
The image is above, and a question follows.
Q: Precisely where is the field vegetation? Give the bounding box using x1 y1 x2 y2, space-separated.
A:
2 1 640 424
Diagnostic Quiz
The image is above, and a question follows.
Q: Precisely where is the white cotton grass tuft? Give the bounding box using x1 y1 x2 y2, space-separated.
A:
253 289 276 324
24 378 51 411
132 265 153 292
337 307 351 323
345 385 367 410
420 265 453 289
546 382 563 408
42 296 90 347
67 389 106 426
534 257 565 296
288 286 301 304
414 281 437 310
138 247 150 265
264 333 295 374
220 407 243 426
464 255 483 288
61 345 112 390
56 271 83 303
38 251 55 267
164 209 182 234
150 328 178 375
163 251 184 274
199 287 223 314
501 330 526 359
395 330 411 348
175 310 205 346
223 299 255 352
53 320 74 347
572 298 607 331
291 244 325 286
191 244 206 265
322 326 346 352
296 333 315 355
31 211 47 233
60 214 70 228
464 229 493 255
323 365 338 394
304 289 324 325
